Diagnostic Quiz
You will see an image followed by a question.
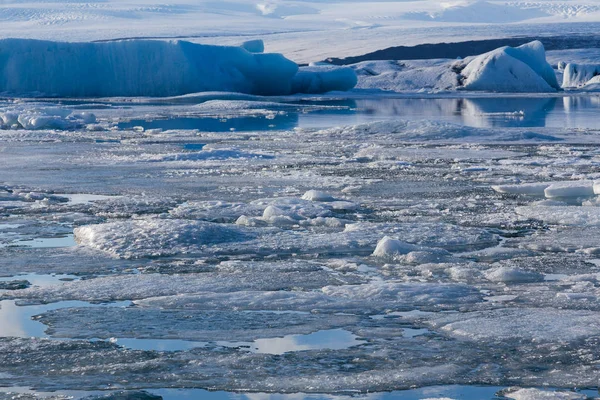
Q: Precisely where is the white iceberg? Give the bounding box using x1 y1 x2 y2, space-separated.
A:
0 38 357 97
460 41 560 93
354 41 561 94
562 63 600 88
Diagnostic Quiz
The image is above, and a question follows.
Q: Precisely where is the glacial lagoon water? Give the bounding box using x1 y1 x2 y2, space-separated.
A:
116 95 600 132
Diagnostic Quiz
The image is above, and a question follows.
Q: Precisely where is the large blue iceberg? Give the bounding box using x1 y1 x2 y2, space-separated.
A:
0 39 357 97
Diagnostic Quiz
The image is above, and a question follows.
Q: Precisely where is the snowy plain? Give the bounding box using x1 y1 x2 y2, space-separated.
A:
3 1 600 400
1 0 600 63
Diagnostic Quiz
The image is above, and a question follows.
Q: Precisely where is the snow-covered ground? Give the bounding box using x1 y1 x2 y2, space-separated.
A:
1 0 600 62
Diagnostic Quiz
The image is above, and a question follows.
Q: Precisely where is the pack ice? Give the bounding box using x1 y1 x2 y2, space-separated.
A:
0 39 357 97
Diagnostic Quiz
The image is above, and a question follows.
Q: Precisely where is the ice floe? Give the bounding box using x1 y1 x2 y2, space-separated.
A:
74 219 251 258
428 308 600 342
0 107 96 130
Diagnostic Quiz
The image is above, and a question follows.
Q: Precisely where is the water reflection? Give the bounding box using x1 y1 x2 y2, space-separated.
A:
297 96 600 129
13 234 76 248
118 112 299 132
106 329 364 354
251 328 365 355
94 95 600 132
0 299 131 339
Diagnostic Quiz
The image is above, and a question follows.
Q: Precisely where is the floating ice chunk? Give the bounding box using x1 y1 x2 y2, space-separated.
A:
544 181 594 198
373 236 421 257
262 205 291 219
429 308 600 342
74 218 250 259
322 282 482 307
9 260 362 303
301 190 336 202
516 206 600 226
491 181 591 197
562 63 600 88
169 201 258 222
492 182 551 196
1 107 96 130
72 112 97 124
461 41 560 93
502 387 588 400
260 205 298 226
39 307 359 342
593 181 600 195
484 266 544 283
291 65 358 94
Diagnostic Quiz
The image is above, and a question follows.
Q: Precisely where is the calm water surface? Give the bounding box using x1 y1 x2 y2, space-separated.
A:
117 96 600 132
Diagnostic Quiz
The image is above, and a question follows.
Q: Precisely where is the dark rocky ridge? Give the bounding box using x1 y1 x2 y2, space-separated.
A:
324 35 600 65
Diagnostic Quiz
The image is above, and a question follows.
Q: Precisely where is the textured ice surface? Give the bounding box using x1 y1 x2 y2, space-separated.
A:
355 41 560 93
6 261 362 303
428 308 600 342
461 41 560 93
516 206 600 226
39 308 360 342
0 39 359 97
74 219 251 258
503 388 589 400
563 63 600 88
0 39 299 97
2 96 600 395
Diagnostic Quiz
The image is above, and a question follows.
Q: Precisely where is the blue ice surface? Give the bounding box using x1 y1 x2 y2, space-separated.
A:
0 39 357 97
